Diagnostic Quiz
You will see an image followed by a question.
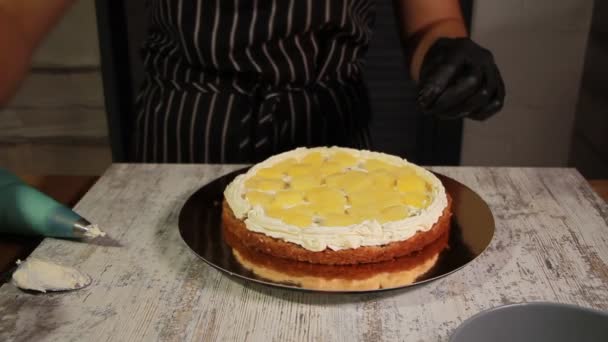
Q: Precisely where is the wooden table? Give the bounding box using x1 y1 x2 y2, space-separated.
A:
589 180 608 203
0 165 607 341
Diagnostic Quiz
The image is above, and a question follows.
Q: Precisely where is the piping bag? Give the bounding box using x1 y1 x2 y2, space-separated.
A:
0 168 105 239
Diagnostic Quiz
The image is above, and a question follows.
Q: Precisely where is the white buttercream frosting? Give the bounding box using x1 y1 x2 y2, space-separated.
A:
12 258 91 293
84 224 106 238
224 147 448 252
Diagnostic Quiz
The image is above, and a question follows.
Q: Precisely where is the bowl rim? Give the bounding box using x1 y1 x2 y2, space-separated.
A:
449 301 608 341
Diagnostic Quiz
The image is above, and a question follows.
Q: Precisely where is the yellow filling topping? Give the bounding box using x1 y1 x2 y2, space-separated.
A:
316 161 345 177
326 171 373 193
401 192 429 209
368 170 396 189
362 159 394 171
348 190 402 209
255 167 284 179
270 190 304 208
245 191 274 206
289 175 321 191
245 178 286 192
286 163 314 177
306 188 346 208
245 150 433 228
265 207 313 227
329 151 359 168
396 174 427 193
301 152 324 166
378 206 410 223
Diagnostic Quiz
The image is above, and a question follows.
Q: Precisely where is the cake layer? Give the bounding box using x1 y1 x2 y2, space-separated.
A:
224 222 450 280
225 226 449 291
224 147 449 252
221 195 452 265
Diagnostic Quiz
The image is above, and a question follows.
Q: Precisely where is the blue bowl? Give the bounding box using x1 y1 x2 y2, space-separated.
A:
450 302 608 342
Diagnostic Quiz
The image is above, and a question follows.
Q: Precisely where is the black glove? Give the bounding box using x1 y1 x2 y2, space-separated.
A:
416 37 505 121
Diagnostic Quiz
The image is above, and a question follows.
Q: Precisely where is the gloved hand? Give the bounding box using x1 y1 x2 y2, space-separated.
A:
416 37 505 121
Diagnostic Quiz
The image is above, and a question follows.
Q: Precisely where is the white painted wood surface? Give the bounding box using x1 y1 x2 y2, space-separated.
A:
1 165 606 341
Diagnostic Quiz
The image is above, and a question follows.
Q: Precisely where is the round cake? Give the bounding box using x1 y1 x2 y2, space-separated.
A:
223 222 450 291
223 146 452 265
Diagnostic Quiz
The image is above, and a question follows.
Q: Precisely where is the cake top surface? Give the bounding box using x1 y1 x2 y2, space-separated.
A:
224 147 448 252
234 147 434 228
244 150 432 228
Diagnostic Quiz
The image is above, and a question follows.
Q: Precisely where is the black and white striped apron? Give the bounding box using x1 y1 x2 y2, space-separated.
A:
133 0 375 163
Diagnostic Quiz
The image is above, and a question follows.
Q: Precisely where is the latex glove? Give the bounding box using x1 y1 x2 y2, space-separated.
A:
416 38 505 121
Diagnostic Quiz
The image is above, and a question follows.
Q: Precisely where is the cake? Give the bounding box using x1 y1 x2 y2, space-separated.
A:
223 222 449 291
223 147 452 265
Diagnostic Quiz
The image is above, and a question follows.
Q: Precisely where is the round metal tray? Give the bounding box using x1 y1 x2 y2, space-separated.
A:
178 168 495 293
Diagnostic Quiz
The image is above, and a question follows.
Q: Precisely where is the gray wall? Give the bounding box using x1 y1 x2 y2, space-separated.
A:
462 0 594 167
570 0 608 178
0 2 111 175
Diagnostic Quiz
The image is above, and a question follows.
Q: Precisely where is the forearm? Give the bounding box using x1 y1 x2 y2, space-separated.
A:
392 0 467 81
0 0 75 106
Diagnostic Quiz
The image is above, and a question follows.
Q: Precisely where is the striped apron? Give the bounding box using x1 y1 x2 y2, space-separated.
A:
132 0 375 163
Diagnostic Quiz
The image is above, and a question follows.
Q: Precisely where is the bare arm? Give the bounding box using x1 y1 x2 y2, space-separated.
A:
392 0 467 81
0 0 75 106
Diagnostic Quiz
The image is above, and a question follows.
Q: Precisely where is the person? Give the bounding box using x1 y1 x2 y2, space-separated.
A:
1 1 505 164
132 0 504 164
0 1 76 106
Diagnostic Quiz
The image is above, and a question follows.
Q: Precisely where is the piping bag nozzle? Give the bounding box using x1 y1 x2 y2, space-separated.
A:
0 168 104 239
